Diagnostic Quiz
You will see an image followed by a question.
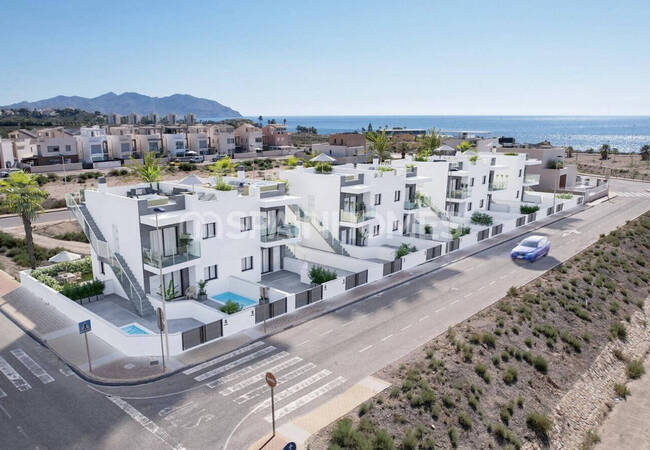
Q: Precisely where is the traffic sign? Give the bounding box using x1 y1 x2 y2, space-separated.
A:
283 442 297 450
266 371 277 388
78 320 91 334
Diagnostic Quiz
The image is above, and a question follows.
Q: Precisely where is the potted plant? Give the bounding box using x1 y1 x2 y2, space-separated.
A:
424 224 433 235
179 233 193 247
198 280 208 301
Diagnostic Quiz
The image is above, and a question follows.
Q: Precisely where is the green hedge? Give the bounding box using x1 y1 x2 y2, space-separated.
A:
395 243 416 259
60 280 104 301
309 266 337 284
520 205 540 214
471 212 493 226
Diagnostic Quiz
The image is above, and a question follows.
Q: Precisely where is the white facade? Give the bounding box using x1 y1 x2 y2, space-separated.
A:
187 125 210 154
76 126 108 162
234 124 263 152
208 124 236 155
106 128 136 160
34 127 79 164
134 127 162 155
162 133 187 157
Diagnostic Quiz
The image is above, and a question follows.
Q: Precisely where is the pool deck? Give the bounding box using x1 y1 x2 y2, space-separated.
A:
261 270 312 294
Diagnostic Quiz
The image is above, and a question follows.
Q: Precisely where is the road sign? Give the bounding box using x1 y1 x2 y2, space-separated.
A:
157 307 165 331
283 443 297 450
266 371 277 388
78 320 91 335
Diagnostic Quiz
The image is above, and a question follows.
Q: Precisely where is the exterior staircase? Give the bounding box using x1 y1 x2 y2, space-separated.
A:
66 193 155 317
287 204 351 257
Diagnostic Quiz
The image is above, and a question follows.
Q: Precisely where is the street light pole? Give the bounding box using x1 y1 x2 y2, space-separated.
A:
154 207 170 362
552 155 561 211
61 155 67 187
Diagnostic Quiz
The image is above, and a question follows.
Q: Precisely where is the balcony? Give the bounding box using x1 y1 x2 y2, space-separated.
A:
142 240 200 270
340 208 375 224
260 224 300 245
446 187 472 200
488 181 508 191
403 196 431 211
523 174 541 185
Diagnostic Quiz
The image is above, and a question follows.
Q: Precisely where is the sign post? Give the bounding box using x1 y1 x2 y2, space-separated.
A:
266 371 277 437
157 307 166 372
78 320 92 373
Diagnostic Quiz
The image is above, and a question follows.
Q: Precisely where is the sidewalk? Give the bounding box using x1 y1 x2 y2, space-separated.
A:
1 203 589 384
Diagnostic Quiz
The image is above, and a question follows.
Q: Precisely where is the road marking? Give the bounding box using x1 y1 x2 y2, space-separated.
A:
489 280 496 286
296 340 310 347
400 324 412 331
107 396 185 450
264 376 346 422
59 367 74 377
464 293 472 298
450 300 459 305
340 321 354 327
0 387 6 399
358 345 373 353
235 363 316 405
319 329 333 337
477 286 485 292
194 346 277 382
434 307 445 313
183 341 265 375
418 315 430 322
0 356 31 392
204 351 288 386
381 334 393 342
256 369 332 411
218 357 302 396
10 349 54 384
0 404 10 419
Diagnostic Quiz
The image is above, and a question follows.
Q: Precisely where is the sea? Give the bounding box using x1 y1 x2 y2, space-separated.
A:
201 115 650 153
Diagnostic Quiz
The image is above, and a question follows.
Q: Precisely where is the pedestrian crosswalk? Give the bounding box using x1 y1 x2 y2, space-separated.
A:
612 191 650 197
183 342 347 423
0 348 56 397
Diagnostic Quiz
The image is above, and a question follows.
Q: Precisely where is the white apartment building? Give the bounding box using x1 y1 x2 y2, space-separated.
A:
34 127 80 164
162 133 187 157
166 113 177 125
0 139 15 168
184 113 197 125
127 113 141 125
108 113 122 125
107 125 136 160
187 125 211 154
134 126 163 156
6 130 37 164
75 126 108 163
234 124 263 153
208 124 236 155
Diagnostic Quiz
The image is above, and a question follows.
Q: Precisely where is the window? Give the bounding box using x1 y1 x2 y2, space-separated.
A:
241 256 253 271
100 261 105 275
374 194 381 206
394 190 401 202
90 144 103 154
204 264 218 280
227 138 235 144
240 216 252 232
392 220 399 231
148 141 159 151
203 222 216 239
480 199 484 208
47 146 60 153
175 140 184 150
65 145 71 152
121 143 130 153
373 224 380 236
482 176 486 184
470 178 475 186
467 202 472 212
516 190 519 198
518 169 522 177
199 140 208 149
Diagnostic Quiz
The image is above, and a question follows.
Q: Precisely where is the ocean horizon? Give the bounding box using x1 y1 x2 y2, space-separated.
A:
201 115 650 153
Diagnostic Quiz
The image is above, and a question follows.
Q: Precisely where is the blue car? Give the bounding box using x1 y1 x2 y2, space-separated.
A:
510 235 550 262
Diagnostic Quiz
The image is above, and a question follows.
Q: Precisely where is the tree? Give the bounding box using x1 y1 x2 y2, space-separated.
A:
209 155 234 176
417 129 443 158
258 115 263 125
457 141 472 152
366 130 391 161
130 151 162 188
566 146 574 158
0 172 49 269
599 144 610 160
398 142 410 159
367 122 373 132
640 144 650 161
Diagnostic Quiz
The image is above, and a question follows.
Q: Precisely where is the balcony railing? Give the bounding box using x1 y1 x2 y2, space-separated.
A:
447 187 472 199
340 208 375 223
260 224 299 243
523 174 541 185
404 195 431 210
142 240 201 268
488 181 508 191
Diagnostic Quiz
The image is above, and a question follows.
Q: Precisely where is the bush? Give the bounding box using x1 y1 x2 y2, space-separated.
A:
520 204 540 214
400 428 418 450
532 355 549 374
309 266 337 284
470 211 493 226
448 427 458 448
54 231 89 243
614 383 631 399
610 321 628 341
526 411 552 437
451 226 471 239
220 300 241 314
372 429 394 449
395 243 416 259
60 280 104 301
358 402 370 417
458 412 472 430
626 359 645 379
314 162 332 173
474 363 491 383
503 367 518 385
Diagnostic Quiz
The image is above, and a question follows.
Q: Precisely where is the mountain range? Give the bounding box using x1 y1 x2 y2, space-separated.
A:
1 92 241 118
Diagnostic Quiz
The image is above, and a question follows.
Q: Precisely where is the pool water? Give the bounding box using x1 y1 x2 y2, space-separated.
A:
210 291 258 309
121 323 152 335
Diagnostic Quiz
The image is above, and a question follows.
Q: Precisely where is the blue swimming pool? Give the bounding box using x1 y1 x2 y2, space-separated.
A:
121 323 152 335
210 291 258 309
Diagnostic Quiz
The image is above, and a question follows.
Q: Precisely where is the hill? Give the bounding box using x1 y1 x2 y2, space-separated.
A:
2 92 241 118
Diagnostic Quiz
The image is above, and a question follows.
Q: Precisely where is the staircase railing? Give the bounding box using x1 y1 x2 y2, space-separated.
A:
288 204 350 256
66 193 152 316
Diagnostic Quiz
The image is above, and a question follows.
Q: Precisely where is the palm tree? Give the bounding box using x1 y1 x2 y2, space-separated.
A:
417 129 443 157
456 141 472 152
599 144 610 160
398 142 410 159
566 146 574 158
366 130 391 161
130 151 162 189
640 144 650 161
0 172 49 269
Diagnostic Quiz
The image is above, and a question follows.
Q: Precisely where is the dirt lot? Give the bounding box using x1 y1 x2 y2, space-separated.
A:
567 153 650 181
311 212 650 449
33 220 83 239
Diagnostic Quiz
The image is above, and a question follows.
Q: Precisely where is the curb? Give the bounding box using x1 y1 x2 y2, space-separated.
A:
577 172 650 184
0 207 69 220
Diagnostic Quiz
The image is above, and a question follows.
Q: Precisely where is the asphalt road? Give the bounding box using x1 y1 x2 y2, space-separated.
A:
0 178 648 449
0 209 72 228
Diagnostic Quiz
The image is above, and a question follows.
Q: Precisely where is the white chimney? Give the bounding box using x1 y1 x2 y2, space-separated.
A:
372 157 379 166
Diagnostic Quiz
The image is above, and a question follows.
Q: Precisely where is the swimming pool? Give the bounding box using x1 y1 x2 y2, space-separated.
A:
210 291 258 309
121 323 152 335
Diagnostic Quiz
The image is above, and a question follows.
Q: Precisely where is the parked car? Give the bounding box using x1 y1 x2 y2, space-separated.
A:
175 151 205 163
510 235 550 262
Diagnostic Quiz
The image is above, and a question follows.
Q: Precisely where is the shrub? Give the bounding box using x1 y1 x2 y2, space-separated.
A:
400 428 418 450
583 430 601 449
286 156 299 167
532 355 549 374
358 402 370 417
503 367 518 385
526 411 552 437
520 205 540 214
448 427 458 448
626 359 645 379
451 226 471 239
60 279 105 301
474 363 491 383
309 266 337 284
372 429 394 449
470 211 493 226
610 321 628 341
214 180 234 191
482 332 496 348
614 383 631 399
557 193 573 199
314 162 332 173
220 300 241 314
458 412 472 430
54 231 89 243
395 243 417 259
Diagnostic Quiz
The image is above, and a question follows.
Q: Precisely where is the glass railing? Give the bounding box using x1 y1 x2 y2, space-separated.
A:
340 208 375 223
523 174 541 185
260 224 300 243
404 195 431 210
488 182 508 191
447 187 472 199
142 240 201 268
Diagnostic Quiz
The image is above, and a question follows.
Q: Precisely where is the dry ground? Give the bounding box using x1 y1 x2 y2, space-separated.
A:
567 153 650 181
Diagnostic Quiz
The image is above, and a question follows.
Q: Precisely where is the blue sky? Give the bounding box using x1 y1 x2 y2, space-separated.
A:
1 0 649 115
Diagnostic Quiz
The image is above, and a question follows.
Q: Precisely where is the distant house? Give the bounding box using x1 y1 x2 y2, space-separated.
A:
34 127 80 164
75 126 108 163
311 132 368 163
133 126 163 156
187 125 211 154
107 125 136 160
208 124 236 155
262 124 291 149
234 124 263 153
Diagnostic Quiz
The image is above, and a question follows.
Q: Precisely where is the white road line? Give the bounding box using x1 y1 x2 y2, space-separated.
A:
234 363 316 405
0 356 31 392
204 351 288 386
296 340 310 347
183 341 266 375
340 321 354 327
477 286 485 292
489 280 496 286
319 329 333 337
450 300 459 305
418 315 430 322
256 369 332 410
10 349 54 384
218 357 302 396
464 293 472 298
264 376 346 422
381 334 393 342
107 396 185 450
194 346 276 382
400 324 412 331
358 345 373 353
434 307 445 313
0 388 6 399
